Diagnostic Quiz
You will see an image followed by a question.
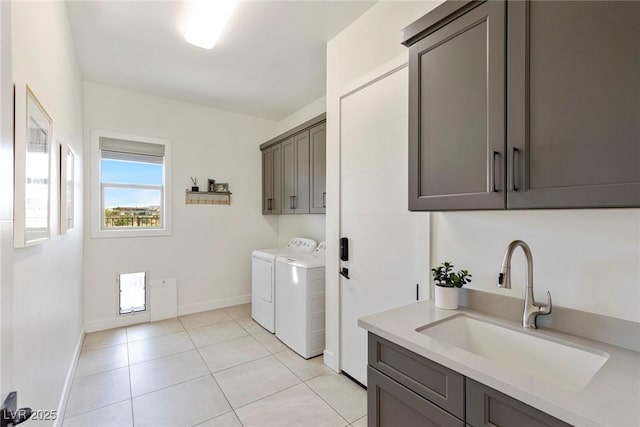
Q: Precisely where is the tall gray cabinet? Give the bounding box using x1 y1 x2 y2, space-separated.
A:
262 143 281 214
282 132 310 214
310 123 327 214
260 114 326 215
404 0 640 211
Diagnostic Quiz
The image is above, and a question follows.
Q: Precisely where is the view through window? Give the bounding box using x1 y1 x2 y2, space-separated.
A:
100 138 165 229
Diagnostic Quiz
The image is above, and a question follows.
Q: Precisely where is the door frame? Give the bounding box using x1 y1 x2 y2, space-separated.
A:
325 52 431 373
0 0 13 398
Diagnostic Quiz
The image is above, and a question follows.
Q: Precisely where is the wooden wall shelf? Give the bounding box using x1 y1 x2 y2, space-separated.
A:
185 190 232 205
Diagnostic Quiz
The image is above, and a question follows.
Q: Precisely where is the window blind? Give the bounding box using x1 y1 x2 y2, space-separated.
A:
100 136 165 164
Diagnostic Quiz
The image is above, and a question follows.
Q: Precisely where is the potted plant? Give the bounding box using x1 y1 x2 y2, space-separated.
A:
190 177 199 192
431 261 472 310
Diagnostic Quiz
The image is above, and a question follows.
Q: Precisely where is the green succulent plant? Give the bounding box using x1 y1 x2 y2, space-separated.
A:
431 261 472 288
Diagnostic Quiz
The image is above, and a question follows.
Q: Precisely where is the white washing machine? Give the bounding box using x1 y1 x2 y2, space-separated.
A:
251 237 317 333
275 242 326 359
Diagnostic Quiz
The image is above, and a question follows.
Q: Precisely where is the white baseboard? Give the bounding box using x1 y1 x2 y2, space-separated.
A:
84 295 251 333
178 294 251 316
54 325 85 427
85 312 150 333
323 349 339 373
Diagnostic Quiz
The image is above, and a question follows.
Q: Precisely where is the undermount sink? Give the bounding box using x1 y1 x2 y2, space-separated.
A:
416 314 609 392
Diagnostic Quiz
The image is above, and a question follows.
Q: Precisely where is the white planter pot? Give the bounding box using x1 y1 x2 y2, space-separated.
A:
435 286 459 310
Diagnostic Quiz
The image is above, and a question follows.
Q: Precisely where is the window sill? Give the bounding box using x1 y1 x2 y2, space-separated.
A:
91 227 172 239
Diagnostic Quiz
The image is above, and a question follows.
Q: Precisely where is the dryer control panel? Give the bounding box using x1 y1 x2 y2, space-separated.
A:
287 237 318 252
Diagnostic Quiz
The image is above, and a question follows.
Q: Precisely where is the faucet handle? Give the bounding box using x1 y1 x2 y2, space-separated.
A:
539 290 552 315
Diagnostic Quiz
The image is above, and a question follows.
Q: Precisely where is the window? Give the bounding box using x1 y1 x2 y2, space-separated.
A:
119 272 146 315
91 131 172 238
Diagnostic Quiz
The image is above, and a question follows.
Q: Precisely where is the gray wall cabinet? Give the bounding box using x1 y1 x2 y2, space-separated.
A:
262 143 281 214
506 1 640 208
406 1 506 211
259 114 326 216
282 132 311 214
367 333 570 427
404 0 640 211
310 123 327 214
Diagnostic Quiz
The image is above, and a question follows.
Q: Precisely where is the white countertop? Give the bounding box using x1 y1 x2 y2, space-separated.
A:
358 300 640 427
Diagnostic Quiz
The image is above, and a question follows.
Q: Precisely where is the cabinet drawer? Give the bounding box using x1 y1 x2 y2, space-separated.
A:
466 378 570 427
368 333 464 419
368 367 464 427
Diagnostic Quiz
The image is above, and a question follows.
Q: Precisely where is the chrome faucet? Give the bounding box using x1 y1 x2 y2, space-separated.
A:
497 240 552 329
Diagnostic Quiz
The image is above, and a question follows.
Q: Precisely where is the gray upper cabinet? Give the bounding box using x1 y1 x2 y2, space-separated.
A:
406 1 506 211
282 131 310 214
260 114 326 215
404 0 640 211
310 123 326 214
262 143 281 214
507 1 640 208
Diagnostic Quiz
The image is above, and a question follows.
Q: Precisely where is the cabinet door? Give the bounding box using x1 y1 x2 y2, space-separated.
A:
262 148 273 214
368 367 464 427
310 123 326 214
507 1 640 208
408 1 506 211
261 144 282 215
294 131 310 214
466 379 570 427
271 143 282 214
281 137 296 214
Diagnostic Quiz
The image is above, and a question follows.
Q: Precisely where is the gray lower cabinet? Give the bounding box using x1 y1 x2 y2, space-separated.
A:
404 0 640 211
466 379 570 427
368 333 569 427
368 367 463 427
262 143 281 214
281 132 310 214
310 123 326 214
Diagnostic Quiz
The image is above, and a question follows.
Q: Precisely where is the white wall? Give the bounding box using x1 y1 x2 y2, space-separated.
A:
325 0 440 371
83 82 279 330
433 210 640 322
273 95 327 247
11 1 85 422
274 95 326 136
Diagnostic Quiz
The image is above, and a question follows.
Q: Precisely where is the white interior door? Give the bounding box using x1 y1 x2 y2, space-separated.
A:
339 65 427 386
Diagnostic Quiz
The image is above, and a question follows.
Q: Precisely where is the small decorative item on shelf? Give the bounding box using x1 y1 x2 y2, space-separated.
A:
208 179 216 192
214 182 229 193
190 177 199 192
431 261 472 310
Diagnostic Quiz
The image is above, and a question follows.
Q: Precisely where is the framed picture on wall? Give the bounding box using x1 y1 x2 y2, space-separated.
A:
214 182 229 193
60 141 75 233
14 83 53 247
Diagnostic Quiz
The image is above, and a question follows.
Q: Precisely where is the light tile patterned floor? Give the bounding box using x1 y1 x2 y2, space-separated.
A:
63 304 367 427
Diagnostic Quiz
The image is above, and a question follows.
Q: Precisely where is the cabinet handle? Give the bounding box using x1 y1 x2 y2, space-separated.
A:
269 198 272 211
491 151 499 193
322 192 326 208
290 196 294 210
293 195 297 209
511 147 519 191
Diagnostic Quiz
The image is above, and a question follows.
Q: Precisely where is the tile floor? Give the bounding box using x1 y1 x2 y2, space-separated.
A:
63 304 367 427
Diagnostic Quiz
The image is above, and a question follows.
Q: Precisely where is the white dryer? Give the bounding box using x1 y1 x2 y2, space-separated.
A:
275 242 326 359
251 237 317 333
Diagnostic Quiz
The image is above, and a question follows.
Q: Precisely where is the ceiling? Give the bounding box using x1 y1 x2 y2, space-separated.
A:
65 1 375 121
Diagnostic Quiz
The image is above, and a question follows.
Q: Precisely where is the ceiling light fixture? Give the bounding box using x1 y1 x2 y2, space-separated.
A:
184 0 238 49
